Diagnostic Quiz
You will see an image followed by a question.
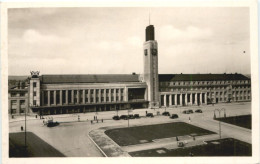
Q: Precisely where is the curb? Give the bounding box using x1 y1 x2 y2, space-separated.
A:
88 133 107 157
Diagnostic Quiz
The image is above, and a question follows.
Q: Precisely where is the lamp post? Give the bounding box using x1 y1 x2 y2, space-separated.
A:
214 108 226 139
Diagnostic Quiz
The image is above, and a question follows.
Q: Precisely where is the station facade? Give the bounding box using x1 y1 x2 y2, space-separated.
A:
8 25 251 115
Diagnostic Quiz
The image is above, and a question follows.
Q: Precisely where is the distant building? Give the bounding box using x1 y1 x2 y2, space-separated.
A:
8 25 251 115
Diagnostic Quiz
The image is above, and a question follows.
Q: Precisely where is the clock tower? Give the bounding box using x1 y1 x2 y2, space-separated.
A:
143 25 159 108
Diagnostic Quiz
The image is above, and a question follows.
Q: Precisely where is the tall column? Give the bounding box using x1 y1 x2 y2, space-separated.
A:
71 90 74 104
119 89 121 102
114 89 116 102
83 90 86 104
195 93 197 105
54 90 57 105
124 87 128 101
60 90 62 105
48 90 50 106
200 92 202 105
214 91 216 103
109 89 112 102
169 94 172 106
99 89 101 103
77 90 80 104
174 94 177 106
222 91 225 102
164 94 166 107
66 90 68 104
88 89 90 103
205 93 207 104
190 93 193 105
94 89 96 103
185 93 188 106
181 94 184 106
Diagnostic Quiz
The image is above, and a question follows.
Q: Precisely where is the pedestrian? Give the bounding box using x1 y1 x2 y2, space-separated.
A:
176 136 179 141
94 116 95 120
97 119 99 123
102 119 103 123
91 120 93 124
78 115 80 122
146 110 147 115
193 136 195 141
21 126 23 131
96 116 98 120
189 117 191 123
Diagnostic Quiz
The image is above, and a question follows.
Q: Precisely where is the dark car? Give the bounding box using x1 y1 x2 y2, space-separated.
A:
133 114 140 119
120 115 128 120
128 114 134 119
112 115 120 120
195 109 203 113
170 114 179 119
182 110 190 114
47 121 59 127
188 109 193 113
146 113 154 117
162 111 170 116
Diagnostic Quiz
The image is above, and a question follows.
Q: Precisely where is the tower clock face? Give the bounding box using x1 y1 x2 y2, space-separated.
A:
152 49 157 56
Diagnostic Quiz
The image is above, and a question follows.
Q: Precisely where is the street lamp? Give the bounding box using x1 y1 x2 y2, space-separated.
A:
214 108 226 139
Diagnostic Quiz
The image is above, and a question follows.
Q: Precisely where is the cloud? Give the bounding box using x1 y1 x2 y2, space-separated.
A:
22 29 70 44
127 36 142 48
98 41 122 51
158 25 213 43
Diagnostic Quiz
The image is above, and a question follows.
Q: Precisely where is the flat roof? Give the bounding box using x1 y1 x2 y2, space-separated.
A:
40 74 140 84
158 74 250 82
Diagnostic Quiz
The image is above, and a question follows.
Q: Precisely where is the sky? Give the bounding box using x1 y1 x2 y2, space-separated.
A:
8 7 250 75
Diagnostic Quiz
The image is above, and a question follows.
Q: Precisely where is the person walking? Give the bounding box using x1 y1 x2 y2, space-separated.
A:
189 117 191 123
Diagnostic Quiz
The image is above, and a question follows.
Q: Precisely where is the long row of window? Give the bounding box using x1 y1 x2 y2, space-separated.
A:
160 80 250 86
42 88 125 105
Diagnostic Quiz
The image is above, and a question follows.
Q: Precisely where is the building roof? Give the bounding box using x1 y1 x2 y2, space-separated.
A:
158 74 250 82
40 74 140 84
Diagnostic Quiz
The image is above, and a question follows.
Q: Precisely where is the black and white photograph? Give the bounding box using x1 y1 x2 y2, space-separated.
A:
1 1 259 164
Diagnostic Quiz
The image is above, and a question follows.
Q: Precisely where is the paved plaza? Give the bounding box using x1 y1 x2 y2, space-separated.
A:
9 102 252 157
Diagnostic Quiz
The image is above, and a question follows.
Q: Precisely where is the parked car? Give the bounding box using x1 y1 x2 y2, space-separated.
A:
170 114 179 119
120 115 128 120
47 121 59 127
133 114 140 119
188 109 194 113
162 111 170 116
182 110 190 114
195 109 203 113
112 115 120 120
146 113 154 117
128 114 134 119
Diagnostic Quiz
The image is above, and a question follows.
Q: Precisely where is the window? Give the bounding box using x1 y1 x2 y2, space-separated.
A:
20 93 25 97
96 97 99 102
11 93 16 97
106 89 109 93
101 97 104 102
90 90 94 94
33 100 36 105
86 90 88 94
144 49 148 56
121 89 124 93
33 91 36 96
106 97 109 101
96 89 99 94
101 89 104 94
121 96 124 101
116 89 119 93
111 89 114 93
20 100 25 105
33 82 37 87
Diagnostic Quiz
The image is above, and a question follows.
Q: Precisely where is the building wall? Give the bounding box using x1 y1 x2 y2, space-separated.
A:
8 89 29 115
159 79 251 107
